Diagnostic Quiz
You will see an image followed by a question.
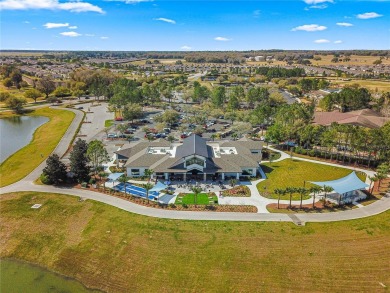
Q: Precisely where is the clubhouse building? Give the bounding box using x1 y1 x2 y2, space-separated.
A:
115 134 263 181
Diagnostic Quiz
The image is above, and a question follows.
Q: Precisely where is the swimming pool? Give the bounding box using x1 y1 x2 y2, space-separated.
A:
114 183 159 200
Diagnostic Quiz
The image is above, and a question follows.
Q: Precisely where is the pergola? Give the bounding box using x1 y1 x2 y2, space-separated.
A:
309 172 369 204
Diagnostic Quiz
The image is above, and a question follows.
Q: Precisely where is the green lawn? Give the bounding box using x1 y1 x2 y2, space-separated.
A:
1 192 389 293
0 107 75 187
175 193 218 205
104 119 113 127
257 159 367 200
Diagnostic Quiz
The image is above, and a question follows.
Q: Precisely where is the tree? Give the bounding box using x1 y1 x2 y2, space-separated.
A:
229 178 237 188
123 103 143 122
10 70 22 89
42 154 67 185
87 140 109 175
286 187 296 208
167 135 175 143
116 123 128 138
71 81 86 99
274 188 285 209
69 139 90 182
144 169 154 181
3 78 12 88
37 77 55 99
5 96 26 113
369 176 379 194
24 88 42 103
142 182 154 203
53 86 71 98
191 186 203 207
211 86 226 108
118 175 130 196
322 185 334 207
310 186 323 209
0 91 11 102
297 187 308 209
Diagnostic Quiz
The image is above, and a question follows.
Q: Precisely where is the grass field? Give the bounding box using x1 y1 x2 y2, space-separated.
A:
175 193 218 205
1 192 389 293
257 159 367 200
327 78 390 92
0 107 75 187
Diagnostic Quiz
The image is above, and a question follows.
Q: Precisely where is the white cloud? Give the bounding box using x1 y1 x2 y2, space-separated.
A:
303 0 333 4
60 31 81 37
154 17 176 24
292 24 327 31
336 22 353 27
214 36 231 41
314 39 330 43
85 33 95 37
253 10 261 17
23 20 30 23
180 45 191 50
334 40 343 44
44 22 69 29
100 36 109 39
0 0 104 14
308 4 328 9
357 12 383 19
68 25 77 29
107 0 153 3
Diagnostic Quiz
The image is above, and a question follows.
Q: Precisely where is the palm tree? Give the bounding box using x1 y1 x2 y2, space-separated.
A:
144 169 154 182
310 185 323 209
298 187 308 209
118 175 129 196
229 178 237 188
142 182 154 203
274 188 285 209
191 186 203 207
167 135 175 144
322 185 334 207
285 187 296 209
99 171 108 191
231 133 238 141
210 134 217 141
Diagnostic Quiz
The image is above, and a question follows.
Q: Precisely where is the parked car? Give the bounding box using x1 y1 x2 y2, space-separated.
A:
77 106 83 110
140 119 150 124
115 117 123 121
124 129 134 134
107 133 117 138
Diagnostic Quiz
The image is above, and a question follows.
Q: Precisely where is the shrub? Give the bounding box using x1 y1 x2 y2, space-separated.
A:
169 203 176 209
40 173 52 185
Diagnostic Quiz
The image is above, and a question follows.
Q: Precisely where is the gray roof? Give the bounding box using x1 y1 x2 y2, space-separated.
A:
175 134 209 159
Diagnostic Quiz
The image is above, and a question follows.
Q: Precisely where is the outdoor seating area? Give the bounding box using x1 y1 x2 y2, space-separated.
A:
171 180 235 193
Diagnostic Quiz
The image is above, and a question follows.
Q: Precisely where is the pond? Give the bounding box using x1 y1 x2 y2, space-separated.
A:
0 259 102 293
0 116 49 163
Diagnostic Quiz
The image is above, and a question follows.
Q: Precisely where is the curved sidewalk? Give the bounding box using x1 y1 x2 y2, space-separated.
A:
1 116 389 223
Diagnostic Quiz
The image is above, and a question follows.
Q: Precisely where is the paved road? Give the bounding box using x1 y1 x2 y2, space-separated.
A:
1 107 389 223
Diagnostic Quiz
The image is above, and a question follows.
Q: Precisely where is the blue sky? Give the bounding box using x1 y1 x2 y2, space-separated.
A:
0 0 389 50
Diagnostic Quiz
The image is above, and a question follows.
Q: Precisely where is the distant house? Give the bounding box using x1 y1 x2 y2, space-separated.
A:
313 109 390 129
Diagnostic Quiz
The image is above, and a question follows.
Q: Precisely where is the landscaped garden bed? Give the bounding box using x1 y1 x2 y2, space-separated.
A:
74 184 258 213
222 185 251 197
266 201 357 214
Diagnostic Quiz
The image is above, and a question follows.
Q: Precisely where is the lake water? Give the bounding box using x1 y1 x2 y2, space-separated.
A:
0 116 49 163
0 259 102 293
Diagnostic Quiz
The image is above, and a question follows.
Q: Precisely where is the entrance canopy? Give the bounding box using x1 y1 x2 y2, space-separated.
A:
150 181 168 192
309 172 368 194
108 173 124 182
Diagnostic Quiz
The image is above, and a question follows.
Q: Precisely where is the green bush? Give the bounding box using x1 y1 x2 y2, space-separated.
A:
40 173 52 185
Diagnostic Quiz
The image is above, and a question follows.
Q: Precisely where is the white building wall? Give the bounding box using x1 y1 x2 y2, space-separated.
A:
127 167 146 177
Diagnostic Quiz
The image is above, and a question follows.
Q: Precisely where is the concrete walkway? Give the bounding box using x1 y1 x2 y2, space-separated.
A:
1 111 389 223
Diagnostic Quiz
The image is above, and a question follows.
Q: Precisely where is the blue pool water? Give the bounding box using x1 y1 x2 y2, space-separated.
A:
114 183 159 200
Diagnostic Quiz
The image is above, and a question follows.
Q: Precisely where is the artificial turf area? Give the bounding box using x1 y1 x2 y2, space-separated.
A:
175 193 218 205
257 159 367 200
0 107 75 187
1 192 389 293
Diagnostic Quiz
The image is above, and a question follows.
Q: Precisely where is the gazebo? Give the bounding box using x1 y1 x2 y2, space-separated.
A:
309 172 369 204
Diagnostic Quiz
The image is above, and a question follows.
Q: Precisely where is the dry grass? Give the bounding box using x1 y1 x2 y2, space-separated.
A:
1 191 389 293
327 78 390 92
312 55 390 66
